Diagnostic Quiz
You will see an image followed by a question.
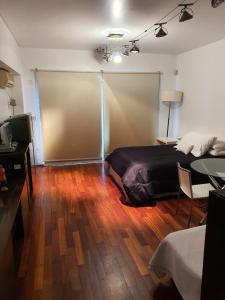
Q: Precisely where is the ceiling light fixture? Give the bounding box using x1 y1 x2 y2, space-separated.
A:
107 33 124 40
130 40 140 53
95 46 112 62
154 23 168 38
113 53 122 63
103 28 129 40
178 3 194 22
121 45 130 56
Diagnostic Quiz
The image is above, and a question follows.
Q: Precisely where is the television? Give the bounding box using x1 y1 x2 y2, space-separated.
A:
4 113 32 143
0 122 12 145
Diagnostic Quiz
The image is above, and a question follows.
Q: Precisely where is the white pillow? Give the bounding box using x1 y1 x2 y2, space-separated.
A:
191 135 216 157
174 141 193 155
209 149 225 156
178 132 216 157
211 139 225 151
180 131 199 142
179 131 200 145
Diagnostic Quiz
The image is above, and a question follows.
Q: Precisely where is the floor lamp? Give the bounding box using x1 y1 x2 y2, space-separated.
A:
160 90 183 137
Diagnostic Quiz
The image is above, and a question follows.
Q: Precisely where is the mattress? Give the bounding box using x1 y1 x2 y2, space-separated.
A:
149 225 206 300
106 144 210 204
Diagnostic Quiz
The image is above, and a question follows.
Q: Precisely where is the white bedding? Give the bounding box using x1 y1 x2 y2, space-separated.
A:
149 225 206 300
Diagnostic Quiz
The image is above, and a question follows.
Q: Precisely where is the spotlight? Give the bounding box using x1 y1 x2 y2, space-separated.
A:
113 53 122 63
212 0 224 8
154 23 168 38
122 45 130 57
129 40 140 53
122 49 130 56
178 4 194 22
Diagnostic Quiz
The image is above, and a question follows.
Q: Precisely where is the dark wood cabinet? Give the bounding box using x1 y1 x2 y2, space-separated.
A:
0 143 33 200
0 144 33 299
201 189 225 300
0 237 15 300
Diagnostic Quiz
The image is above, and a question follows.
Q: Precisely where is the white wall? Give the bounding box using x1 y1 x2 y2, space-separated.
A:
176 38 225 138
0 78 23 122
21 48 177 163
0 17 22 73
0 87 11 121
0 16 24 122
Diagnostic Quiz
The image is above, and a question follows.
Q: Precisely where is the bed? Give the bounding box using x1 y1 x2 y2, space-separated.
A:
149 225 205 300
105 144 211 205
149 189 225 300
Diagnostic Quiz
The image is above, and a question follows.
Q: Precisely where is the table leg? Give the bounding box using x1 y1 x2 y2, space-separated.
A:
199 213 207 225
209 175 222 189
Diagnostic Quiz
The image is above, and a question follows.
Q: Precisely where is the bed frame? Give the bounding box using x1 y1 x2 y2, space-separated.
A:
105 161 130 202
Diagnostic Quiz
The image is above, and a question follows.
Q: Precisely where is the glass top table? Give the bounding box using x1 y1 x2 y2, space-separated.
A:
191 158 225 189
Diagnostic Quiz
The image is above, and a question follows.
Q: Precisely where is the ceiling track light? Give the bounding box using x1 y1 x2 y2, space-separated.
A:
129 40 140 53
113 53 122 64
178 3 194 22
154 22 168 38
128 0 222 48
211 0 224 8
121 45 130 57
95 46 112 62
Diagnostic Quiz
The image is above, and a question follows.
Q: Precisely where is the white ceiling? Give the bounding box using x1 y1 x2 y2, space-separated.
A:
0 0 225 54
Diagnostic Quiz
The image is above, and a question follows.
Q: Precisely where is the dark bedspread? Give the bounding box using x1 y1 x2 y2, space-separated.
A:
106 144 212 204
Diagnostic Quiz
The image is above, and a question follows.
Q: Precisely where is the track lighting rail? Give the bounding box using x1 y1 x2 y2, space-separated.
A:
95 0 223 62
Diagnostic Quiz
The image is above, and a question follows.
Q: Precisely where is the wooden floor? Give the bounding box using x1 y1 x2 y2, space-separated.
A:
16 164 204 300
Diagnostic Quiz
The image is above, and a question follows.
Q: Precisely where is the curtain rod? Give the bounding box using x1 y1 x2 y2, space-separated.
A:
31 69 162 75
100 71 162 75
31 69 99 74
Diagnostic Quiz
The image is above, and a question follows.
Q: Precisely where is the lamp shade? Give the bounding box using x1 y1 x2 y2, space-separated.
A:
160 90 183 102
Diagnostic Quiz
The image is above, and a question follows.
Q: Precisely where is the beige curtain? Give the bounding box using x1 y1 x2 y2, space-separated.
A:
103 73 160 154
37 71 101 162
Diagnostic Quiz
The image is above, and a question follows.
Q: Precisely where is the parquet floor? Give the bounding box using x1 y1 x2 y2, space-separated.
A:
16 164 204 300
